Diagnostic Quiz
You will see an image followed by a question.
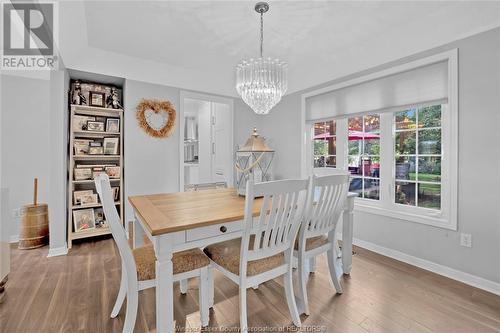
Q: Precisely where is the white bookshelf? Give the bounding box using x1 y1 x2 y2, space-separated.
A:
67 104 124 248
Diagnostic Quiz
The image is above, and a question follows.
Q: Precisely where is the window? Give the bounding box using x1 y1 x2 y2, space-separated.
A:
394 105 442 210
347 115 380 200
313 120 336 168
304 50 457 229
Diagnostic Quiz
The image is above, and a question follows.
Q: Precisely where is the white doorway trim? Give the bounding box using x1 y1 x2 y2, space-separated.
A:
179 91 234 192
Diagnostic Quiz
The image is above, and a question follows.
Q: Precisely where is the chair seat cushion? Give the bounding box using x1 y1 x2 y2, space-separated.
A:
132 244 210 281
203 236 284 276
294 235 329 251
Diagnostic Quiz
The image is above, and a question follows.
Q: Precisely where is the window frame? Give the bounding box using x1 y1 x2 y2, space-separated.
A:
301 50 458 230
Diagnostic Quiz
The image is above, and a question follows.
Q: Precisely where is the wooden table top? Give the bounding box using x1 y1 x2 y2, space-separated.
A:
129 188 263 236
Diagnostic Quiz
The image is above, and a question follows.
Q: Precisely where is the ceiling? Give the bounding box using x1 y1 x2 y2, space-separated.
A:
58 1 500 97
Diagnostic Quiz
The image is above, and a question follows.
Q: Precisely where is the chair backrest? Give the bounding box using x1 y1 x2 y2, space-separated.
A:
313 168 348 177
94 174 137 279
241 178 311 266
303 173 350 239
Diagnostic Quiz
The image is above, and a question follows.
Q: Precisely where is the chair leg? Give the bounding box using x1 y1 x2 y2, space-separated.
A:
180 278 188 295
199 267 210 327
123 284 138 333
285 252 301 327
239 286 248 333
297 252 310 316
207 266 214 309
111 266 127 318
327 246 343 294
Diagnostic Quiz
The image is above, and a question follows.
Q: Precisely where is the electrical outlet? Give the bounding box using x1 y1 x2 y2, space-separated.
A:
460 233 472 248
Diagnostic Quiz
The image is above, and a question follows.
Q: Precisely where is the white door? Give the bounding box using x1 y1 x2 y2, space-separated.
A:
211 102 232 185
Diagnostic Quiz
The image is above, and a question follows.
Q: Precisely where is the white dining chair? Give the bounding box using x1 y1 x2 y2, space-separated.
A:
94 174 212 333
203 178 310 332
294 173 350 316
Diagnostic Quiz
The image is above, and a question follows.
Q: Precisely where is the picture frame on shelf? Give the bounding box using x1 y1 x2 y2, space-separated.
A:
74 168 92 181
74 139 93 155
73 209 96 232
112 187 120 201
94 208 106 228
105 166 121 179
106 118 120 133
80 194 98 205
89 146 104 155
89 91 106 107
87 121 105 132
73 115 95 131
103 137 119 155
74 190 93 205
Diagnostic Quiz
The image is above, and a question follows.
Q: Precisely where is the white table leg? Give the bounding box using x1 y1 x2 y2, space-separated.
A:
133 215 145 249
307 257 316 274
342 195 355 275
154 235 174 333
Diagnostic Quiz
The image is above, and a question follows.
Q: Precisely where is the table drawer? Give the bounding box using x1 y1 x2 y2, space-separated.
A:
186 220 243 242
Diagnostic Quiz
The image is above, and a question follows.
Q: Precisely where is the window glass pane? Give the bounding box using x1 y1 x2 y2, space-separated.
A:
348 156 362 176
418 129 441 154
395 156 416 181
418 157 441 182
362 156 380 178
418 183 441 209
348 139 361 155
326 156 336 168
327 137 336 155
349 177 362 197
395 109 417 130
314 122 326 136
395 131 416 155
348 116 363 132
326 120 336 135
364 179 380 200
314 156 325 167
395 181 416 206
364 137 380 155
314 140 328 156
418 105 441 128
364 115 380 133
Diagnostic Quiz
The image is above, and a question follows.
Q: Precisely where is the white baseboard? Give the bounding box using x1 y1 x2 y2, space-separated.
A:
9 235 18 243
47 245 68 257
349 236 500 296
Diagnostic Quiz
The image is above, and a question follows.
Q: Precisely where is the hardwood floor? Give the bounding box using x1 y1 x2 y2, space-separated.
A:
1 237 499 333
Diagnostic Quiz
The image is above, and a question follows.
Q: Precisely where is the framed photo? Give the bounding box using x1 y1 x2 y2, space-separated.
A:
74 190 93 205
80 194 98 205
74 139 92 155
106 118 120 133
73 209 96 232
89 141 102 147
74 168 92 180
87 121 105 132
89 146 104 155
111 187 120 201
105 166 121 179
103 137 119 155
73 115 95 131
89 91 105 107
94 208 106 228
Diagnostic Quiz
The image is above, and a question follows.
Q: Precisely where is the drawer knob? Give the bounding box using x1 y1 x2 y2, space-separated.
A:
220 226 227 233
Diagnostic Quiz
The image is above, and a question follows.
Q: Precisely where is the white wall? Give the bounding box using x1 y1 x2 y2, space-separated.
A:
0 74 51 240
123 79 181 223
255 28 500 285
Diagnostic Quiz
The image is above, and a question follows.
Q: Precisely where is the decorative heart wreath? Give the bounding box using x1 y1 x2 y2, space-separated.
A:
136 99 176 138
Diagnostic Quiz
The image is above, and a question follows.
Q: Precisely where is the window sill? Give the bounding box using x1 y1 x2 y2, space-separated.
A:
353 201 457 231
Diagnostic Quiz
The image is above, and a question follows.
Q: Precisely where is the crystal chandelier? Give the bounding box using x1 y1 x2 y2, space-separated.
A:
236 2 288 115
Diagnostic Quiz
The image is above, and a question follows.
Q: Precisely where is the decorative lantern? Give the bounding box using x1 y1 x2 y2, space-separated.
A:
235 128 275 196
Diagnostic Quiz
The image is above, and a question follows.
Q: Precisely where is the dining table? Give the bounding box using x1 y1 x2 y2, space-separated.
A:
129 187 356 333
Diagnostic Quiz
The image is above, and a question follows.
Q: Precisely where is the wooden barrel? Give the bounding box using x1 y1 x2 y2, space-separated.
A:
18 204 49 250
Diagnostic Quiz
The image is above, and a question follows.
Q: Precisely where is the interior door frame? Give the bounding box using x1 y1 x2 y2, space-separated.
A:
179 91 234 192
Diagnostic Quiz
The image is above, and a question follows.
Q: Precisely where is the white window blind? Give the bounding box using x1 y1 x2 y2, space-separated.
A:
306 61 448 121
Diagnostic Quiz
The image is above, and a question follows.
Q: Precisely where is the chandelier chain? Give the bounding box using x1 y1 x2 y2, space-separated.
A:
260 12 264 58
